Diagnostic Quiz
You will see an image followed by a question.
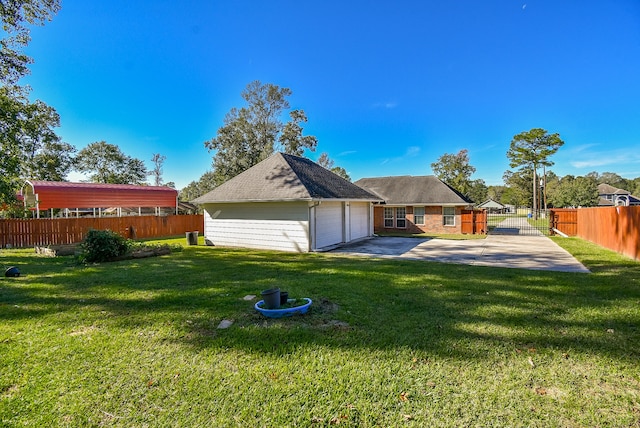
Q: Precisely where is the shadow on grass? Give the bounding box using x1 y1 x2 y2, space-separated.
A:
1 245 639 363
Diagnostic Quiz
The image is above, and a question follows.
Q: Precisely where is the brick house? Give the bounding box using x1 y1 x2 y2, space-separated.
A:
354 176 473 234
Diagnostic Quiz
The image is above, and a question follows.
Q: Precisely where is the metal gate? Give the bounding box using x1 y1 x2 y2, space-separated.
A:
487 210 550 236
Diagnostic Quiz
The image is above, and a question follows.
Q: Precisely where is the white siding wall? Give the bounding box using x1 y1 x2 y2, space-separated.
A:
349 202 370 240
203 202 310 252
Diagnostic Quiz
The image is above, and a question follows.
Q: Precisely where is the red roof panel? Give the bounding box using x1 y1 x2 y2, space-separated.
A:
23 181 178 210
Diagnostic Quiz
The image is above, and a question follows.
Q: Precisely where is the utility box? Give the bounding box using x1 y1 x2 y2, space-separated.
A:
185 231 199 245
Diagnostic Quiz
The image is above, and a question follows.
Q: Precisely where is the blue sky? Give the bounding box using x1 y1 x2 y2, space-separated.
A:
23 0 640 190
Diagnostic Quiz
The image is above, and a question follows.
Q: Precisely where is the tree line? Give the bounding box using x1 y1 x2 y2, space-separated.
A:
3 2 637 217
432 131 640 210
0 2 342 212
0 2 171 212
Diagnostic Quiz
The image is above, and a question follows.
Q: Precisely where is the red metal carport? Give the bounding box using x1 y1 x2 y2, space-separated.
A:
21 181 178 218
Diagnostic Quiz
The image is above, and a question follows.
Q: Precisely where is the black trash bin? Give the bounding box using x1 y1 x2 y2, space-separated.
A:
186 231 199 245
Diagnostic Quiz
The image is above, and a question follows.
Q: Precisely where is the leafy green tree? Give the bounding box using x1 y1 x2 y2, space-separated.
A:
278 109 318 156
1 0 61 85
1 1 63 207
75 141 147 184
502 168 533 208
541 170 560 207
31 140 76 181
430 149 476 198
548 175 599 207
467 179 488 204
487 185 506 203
180 170 217 203
204 81 317 185
506 128 564 218
631 177 640 197
586 171 630 190
317 152 351 181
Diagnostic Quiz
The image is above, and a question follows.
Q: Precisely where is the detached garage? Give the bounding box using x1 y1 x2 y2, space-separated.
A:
192 153 381 252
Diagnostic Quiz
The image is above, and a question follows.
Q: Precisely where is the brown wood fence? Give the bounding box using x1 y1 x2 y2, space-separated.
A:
549 208 578 236
578 206 640 261
0 215 204 249
550 206 640 261
461 209 487 235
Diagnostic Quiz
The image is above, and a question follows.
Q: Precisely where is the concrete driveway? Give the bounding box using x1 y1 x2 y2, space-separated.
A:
330 235 590 273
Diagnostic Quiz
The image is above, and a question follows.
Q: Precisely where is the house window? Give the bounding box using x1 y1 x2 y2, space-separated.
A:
443 207 455 226
384 207 394 227
396 207 406 228
414 207 425 225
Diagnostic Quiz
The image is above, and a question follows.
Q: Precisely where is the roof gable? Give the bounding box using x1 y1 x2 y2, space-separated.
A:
193 153 381 203
478 199 505 209
354 175 472 205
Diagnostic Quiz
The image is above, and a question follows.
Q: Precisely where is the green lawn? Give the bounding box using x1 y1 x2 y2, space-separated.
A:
1 237 639 427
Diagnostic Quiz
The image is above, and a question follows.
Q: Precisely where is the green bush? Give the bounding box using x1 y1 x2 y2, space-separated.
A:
78 229 130 263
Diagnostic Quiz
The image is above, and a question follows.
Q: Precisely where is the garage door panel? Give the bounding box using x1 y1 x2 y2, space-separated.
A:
350 203 369 240
315 202 343 249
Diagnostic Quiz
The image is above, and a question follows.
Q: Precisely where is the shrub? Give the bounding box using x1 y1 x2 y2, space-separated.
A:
78 229 130 263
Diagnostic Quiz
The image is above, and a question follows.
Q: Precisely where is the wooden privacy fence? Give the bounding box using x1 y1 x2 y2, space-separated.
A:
578 206 640 261
0 215 204 249
550 206 640 261
461 209 487 235
549 208 578 236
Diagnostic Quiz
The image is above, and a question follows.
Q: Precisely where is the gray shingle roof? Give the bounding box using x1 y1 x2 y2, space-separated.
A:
354 175 472 205
597 183 630 195
192 153 381 203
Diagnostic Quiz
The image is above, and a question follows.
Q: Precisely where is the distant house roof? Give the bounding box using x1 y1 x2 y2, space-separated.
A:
477 199 505 209
192 153 382 204
598 197 614 206
21 180 178 210
598 183 630 195
353 175 473 206
597 183 640 206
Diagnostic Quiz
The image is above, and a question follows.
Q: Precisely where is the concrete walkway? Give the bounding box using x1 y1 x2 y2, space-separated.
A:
330 235 590 273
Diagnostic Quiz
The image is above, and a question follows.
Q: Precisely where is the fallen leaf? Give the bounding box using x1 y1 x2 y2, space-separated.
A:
403 414 414 421
562 353 569 359
528 347 537 353
311 417 324 423
399 391 409 401
535 387 547 396
147 379 154 387
607 328 615 334
528 357 536 368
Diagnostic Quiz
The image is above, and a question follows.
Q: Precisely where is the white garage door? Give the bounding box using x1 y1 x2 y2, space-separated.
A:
315 202 344 249
349 202 369 240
